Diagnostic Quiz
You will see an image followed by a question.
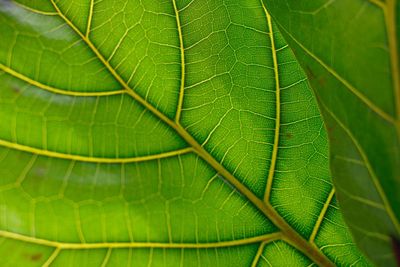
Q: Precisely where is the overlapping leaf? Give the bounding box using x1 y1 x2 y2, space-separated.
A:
0 0 368 266
262 0 400 266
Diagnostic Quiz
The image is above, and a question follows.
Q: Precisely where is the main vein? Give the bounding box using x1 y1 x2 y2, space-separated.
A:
39 1 334 266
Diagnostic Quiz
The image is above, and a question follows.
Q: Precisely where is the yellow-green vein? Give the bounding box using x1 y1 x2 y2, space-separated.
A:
86 0 95 38
369 0 386 8
251 241 268 267
0 230 282 249
12 1 57 16
172 0 186 123
0 63 125 97
0 139 193 163
101 248 112 267
42 247 61 267
309 187 335 243
262 1 281 203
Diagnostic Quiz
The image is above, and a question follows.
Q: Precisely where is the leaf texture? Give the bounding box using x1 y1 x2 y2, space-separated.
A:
0 0 368 266
261 0 400 266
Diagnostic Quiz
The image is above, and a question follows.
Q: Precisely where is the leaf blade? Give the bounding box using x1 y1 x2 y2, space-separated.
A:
0 0 370 266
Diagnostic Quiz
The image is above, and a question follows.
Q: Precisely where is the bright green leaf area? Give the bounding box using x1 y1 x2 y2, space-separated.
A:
0 0 368 266
262 0 400 266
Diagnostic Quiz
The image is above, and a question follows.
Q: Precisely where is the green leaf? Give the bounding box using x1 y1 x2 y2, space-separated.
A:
261 0 400 266
0 0 368 266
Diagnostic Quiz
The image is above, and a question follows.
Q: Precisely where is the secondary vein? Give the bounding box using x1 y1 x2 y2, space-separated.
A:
251 241 268 267
86 0 94 38
0 63 125 97
0 139 193 164
172 0 186 123
309 187 335 243
0 230 281 249
262 2 281 203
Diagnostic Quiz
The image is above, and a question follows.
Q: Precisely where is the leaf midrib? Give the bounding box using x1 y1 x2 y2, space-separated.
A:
2 1 335 266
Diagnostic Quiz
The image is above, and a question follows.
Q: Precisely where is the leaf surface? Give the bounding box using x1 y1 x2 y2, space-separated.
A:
0 0 368 266
261 0 400 265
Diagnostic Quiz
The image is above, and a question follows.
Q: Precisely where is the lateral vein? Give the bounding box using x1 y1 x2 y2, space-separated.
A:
262 2 281 203
0 230 281 249
309 187 335 243
86 0 95 38
12 1 58 16
101 248 112 267
42 247 61 267
251 241 268 267
368 0 386 8
172 0 186 123
0 139 193 163
0 63 125 97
